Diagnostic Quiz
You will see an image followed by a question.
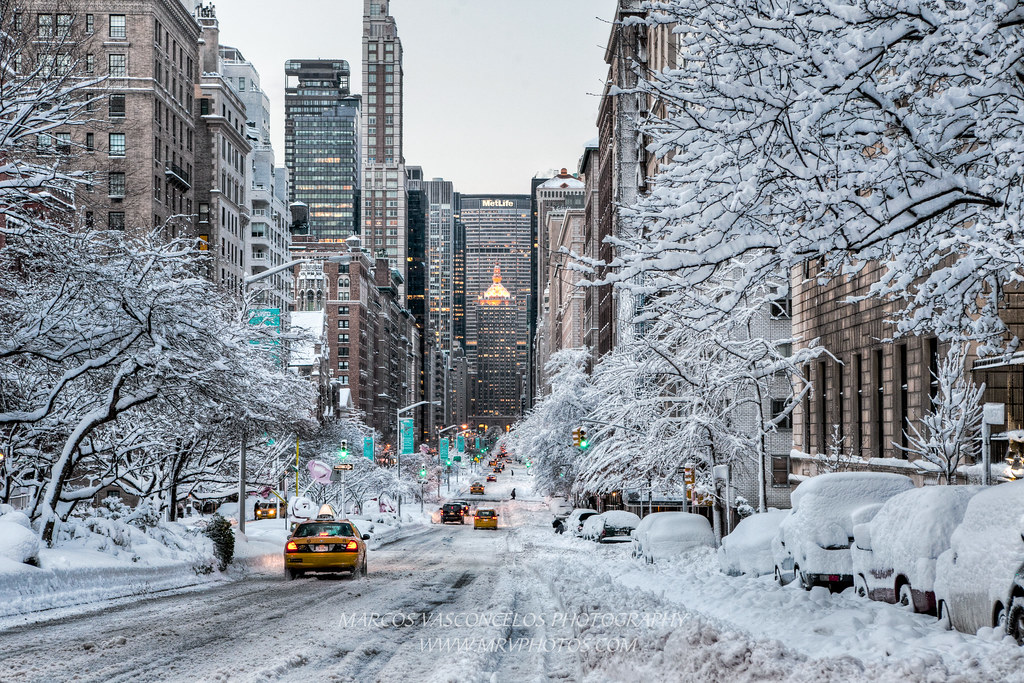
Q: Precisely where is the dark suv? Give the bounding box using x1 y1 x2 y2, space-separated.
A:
440 503 465 524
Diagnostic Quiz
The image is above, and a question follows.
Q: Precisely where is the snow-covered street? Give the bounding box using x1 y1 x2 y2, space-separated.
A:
3 470 1022 683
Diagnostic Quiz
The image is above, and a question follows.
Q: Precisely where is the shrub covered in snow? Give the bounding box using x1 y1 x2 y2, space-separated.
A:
204 514 234 571
582 510 641 543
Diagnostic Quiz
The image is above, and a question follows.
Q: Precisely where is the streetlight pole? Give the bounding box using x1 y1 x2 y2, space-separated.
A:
238 255 346 534
396 400 440 516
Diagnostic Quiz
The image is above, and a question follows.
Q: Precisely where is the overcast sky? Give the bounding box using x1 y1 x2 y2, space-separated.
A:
212 0 619 195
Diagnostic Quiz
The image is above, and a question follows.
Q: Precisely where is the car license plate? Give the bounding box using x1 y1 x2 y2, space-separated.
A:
314 545 330 552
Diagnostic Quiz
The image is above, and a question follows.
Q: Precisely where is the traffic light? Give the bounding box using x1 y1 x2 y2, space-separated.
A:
572 428 580 447
338 440 349 460
579 429 589 450
419 466 427 478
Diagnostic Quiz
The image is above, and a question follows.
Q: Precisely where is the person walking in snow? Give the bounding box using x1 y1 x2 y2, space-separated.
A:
510 488 516 500
511 469 514 477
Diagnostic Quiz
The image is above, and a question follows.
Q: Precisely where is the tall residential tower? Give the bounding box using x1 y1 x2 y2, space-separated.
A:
361 0 408 301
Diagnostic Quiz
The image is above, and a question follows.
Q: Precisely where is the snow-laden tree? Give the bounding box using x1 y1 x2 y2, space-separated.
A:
901 343 984 483
506 348 594 499
576 272 821 513
0 226 316 541
607 0 1024 354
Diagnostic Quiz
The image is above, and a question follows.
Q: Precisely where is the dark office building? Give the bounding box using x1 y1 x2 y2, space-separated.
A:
527 176 548 409
458 195 532 380
475 266 520 430
453 193 466 350
284 59 361 241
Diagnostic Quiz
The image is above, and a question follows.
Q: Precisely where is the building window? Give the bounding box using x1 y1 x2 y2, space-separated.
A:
56 14 72 36
200 98 210 116
85 132 94 151
86 54 95 73
37 14 53 38
109 14 126 39
85 14 94 33
198 203 209 223
338 361 349 371
771 456 790 487
238 77 245 91
36 134 51 152
108 94 125 118
108 132 125 156
770 295 792 319
85 211 94 228
340 376 349 385
771 398 792 429
108 211 125 230
153 175 161 201
338 319 349 329
339 347 349 357
338 306 349 315
108 172 126 197
338 333 349 343
108 54 126 77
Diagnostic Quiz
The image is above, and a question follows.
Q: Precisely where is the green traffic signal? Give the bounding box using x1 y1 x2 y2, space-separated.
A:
419 467 427 477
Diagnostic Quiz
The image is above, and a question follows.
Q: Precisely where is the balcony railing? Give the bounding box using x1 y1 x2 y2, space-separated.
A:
164 163 190 191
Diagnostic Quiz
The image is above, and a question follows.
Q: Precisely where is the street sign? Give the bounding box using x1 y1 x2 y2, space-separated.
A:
453 455 462 462
333 463 354 471
456 434 465 453
363 436 374 461
400 418 415 455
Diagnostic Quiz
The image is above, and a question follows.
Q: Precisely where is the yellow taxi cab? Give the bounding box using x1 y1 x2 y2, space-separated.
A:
254 501 280 520
470 482 485 495
284 517 369 579
474 509 498 530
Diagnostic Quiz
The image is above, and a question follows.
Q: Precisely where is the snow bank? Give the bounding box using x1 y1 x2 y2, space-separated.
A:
0 522 40 564
719 510 788 577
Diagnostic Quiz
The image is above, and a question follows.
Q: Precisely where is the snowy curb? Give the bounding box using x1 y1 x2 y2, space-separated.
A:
0 561 224 619
368 522 434 550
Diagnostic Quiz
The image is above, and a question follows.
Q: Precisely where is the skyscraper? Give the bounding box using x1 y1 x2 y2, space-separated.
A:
476 266 519 429
425 178 456 351
361 0 408 301
284 59 361 241
458 195 532 384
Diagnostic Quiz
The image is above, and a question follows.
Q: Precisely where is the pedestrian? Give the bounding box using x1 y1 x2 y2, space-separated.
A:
511 469 514 477
553 518 564 534
510 488 516 500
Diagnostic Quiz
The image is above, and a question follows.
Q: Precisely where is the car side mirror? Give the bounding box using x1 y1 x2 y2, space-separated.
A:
362 534 370 540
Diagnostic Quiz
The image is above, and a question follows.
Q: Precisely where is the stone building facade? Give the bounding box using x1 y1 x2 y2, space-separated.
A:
22 0 200 238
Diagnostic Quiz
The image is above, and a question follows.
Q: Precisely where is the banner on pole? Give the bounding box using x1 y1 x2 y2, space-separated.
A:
400 418 415 455
440 438 449 463
363 436 374 461
456 434 465 453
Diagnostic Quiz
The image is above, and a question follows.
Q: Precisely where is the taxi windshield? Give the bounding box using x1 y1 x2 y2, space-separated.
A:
477 510 495 518
293 522 354 538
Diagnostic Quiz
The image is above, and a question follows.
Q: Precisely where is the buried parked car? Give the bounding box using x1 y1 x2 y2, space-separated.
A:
582 510 642 543
934 480 1024 643
852 485 982 614
774 472 915 592
633 512 715 564
719 510 788 577
563 508 599 537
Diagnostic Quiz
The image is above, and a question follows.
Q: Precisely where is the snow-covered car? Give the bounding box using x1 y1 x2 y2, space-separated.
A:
852 485 982 614
719 510 788 577
774 472 915 591
563 508 599 537
633 512 715 564
934 480 1024 642
550 498 574 520
582 510 642 543
0 509 39 566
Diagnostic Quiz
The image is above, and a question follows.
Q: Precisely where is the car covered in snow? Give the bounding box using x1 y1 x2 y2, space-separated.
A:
851 485 982 614
284 519 369 579
581 510 642 543
719 510 788 577
550 498 575 520
563 508 599 536
632 512 715 564
773 472 915 591
934 480 1024 642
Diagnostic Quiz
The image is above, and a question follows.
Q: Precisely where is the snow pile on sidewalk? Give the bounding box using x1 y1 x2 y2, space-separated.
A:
349 510 432 549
